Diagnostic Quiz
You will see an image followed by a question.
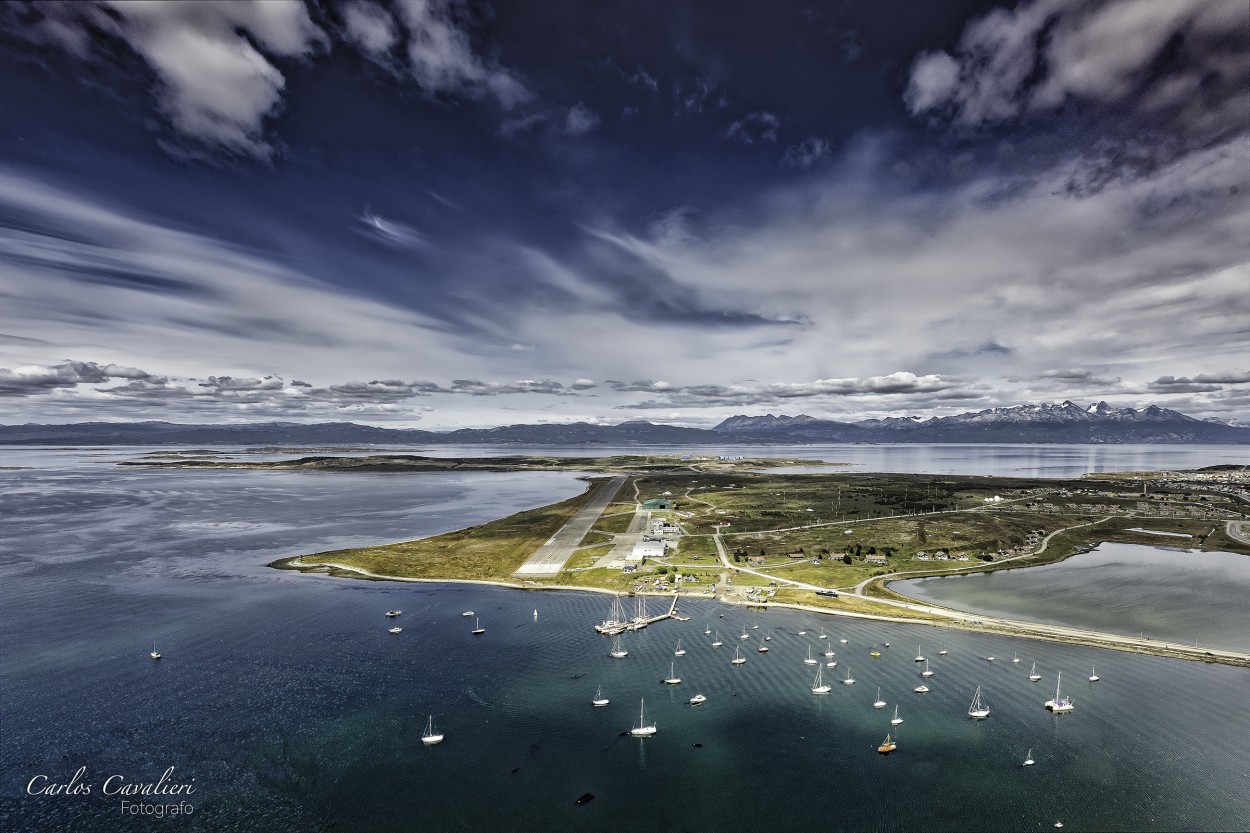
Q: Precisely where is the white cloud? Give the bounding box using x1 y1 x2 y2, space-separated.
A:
904 0 1249 140
723 111 781 145
341 1 401 62
392 0 529 108
564 102 601 136
781 137 832 169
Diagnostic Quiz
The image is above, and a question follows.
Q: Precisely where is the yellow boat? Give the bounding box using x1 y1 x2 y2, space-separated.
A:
870 650 881 658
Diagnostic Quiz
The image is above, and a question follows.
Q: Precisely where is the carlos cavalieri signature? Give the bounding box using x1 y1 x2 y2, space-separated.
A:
28 765 196 815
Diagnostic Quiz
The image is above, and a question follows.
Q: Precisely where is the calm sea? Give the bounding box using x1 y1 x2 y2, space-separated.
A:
2 446 1248 832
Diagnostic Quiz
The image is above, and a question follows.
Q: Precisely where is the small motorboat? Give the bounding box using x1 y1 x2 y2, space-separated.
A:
689 693 707 705
388 627 402 634
385 610 402 618
462 611 475 617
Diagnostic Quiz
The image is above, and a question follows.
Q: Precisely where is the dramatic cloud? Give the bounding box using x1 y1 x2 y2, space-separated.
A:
905 0 1249 142
0 361 149 395
391 0 529 108
340 1 401 63
1149 370 1250 394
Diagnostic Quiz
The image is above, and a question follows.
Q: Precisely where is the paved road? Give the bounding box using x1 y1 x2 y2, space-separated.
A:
1227 520 1250 546
514 476 627 577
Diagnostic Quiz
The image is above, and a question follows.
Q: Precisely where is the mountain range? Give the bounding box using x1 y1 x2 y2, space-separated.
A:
2 402 1245 446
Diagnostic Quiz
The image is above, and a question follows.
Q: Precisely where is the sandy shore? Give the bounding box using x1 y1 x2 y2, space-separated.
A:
278 557 1250 668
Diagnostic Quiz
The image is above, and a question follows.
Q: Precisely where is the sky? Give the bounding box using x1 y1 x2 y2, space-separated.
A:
0 0 1247 429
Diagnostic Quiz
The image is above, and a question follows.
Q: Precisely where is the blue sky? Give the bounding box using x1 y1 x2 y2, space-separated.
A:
0 0 1247 427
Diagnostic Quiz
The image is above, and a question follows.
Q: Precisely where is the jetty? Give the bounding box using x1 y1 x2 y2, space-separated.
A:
595 594 679 634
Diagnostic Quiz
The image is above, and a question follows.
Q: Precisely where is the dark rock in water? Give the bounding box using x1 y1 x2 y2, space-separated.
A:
571 673 585 679
692 743 703 748
575 793 595 806
511 768 520 775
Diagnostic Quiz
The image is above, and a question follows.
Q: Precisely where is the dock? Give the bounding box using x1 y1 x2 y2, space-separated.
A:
595 594 679 634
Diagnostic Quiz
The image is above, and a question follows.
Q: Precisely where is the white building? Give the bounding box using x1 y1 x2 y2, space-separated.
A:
628 540 666 563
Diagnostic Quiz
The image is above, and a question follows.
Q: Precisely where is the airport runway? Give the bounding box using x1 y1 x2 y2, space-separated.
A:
513 476 628 577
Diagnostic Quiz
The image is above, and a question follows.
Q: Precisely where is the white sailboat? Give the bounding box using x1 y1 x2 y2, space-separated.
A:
421 715 444 745
968 685 990 719
914 645 925 662
731 646 746 665
533 609 538 621
592 686 610 707
804 645 818 665
705 625 712 635
1029 662 1042 682
839 635 848 644
842 667 855 685
674 639 686 657
1012 652 1020 663
149 642 161 660
811 666 832 694
873 687 886 709
798 630 807 636
938 649 948 656
825 657 838 668
609 635 628 658
471 617 485 635
1088 665 1099 682
921 660 934 678
663 662 682 684
757 639 769 653
711 631 723 647
891 704 903 725
1023 748 1035 766
752 623 759 630
819 629 828 640
823 645 835 658
740 627 750 640
629 699 656 736
1044 672 1074 712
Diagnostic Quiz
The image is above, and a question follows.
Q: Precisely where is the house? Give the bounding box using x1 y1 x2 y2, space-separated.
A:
865 554 888 566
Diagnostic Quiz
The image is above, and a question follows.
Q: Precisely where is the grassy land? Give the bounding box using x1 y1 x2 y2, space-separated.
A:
275 469 1248 607
274 479 604 581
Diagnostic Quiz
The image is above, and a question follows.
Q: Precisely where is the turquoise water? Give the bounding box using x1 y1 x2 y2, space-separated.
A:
893 543 1250 652
3 449 1250 831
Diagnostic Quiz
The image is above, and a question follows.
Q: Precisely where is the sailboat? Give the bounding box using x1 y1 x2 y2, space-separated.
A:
819 629 828 640
740 627 750 640
1044 672 1074 712
842 667 855 685
839 635 848 644
1088 665 1099 682
811 666 832 694
705 625 712 635
752 623 759 630
609 636 628 658
1029 662 1042 682
592 686 610 707
1023 748 1035 766
731 646 746 665
757 639 769 653
471 617 485 635
877 733 896 754
921 660 934 678
674 639 686 657
825 657 838 668
869 647 881 658
914 645 925 662
1012 652 1020 663
711 631 723 647
629 699 656 736
823 644 836 658
804 645 818 665
968 686 990 719
149 642 161 660
891 704 903 725
938 649 948 656
421 715 444 745
663 662 682 684
533 609 538 621
798 630 807 636
873 687 886 709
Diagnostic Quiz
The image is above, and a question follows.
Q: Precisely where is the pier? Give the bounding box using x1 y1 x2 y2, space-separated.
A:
595 594 679 634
